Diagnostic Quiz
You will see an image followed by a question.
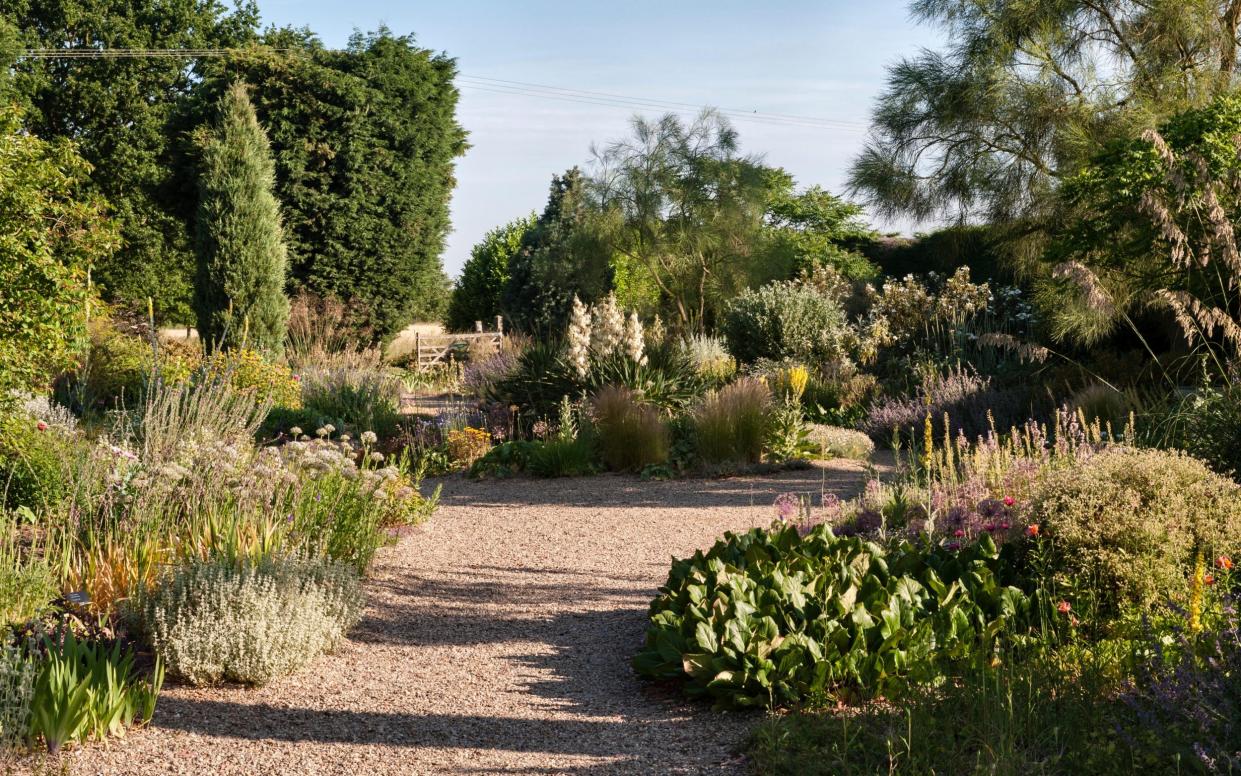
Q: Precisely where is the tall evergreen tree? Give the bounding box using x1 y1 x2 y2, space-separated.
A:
193 82 288 353
2 0 260 322
187 28 467 339
502 168 612 335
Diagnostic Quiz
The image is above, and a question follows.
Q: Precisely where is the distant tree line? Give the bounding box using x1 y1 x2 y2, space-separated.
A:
449 110 879 335
0 2 465 340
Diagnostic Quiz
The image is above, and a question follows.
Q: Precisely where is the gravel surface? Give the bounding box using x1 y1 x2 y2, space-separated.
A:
51 461 878 776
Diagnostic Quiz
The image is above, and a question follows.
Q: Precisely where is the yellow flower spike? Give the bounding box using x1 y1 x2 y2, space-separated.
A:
1190 549 1205 633
921 411 934 474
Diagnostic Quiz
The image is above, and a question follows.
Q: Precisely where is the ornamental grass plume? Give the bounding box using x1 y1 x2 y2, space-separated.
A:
566 295 592 378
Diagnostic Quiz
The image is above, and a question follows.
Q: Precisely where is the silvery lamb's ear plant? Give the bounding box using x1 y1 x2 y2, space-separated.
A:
134 555 364 687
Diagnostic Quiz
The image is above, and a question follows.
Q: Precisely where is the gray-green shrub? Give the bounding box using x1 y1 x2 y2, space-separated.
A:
0 635 34 751
721 281 849 365
691 377 772 465
135 556 364 686
807 424 875 460
1029 447 1241 625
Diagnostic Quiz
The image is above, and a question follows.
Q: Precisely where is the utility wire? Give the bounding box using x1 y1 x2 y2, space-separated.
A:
18 47 868 132
459 74 868 130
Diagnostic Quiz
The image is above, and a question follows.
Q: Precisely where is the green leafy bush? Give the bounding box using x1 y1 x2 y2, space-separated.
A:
135 555 363 686
0 412 68 512
27 632 162 754
0 109 117 404
634 524 1033 708
591 386 669 472
526 438 596 478
721 281 850 365
1029 447 1241 626
691 378 772 465
468 440 538 479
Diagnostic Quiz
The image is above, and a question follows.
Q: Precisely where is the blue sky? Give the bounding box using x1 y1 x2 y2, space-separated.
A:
256 1 943 277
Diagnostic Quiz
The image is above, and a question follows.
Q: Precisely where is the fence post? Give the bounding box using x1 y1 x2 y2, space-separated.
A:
414 332 421 371
474 320 483 333
495 315 504 335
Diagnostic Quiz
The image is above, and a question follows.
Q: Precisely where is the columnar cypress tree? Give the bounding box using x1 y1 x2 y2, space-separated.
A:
193 81 289 353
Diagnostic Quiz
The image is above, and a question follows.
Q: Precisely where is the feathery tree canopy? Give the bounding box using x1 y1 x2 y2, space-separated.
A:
849 0 1241 226
193 82 289 353
446 214 536 333
2 0 259 323
590 110 777 332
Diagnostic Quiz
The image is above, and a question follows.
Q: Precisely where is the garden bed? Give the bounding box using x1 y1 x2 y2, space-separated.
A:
56 461 882 775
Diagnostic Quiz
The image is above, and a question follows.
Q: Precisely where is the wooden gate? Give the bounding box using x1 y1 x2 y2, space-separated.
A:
413 317 504 371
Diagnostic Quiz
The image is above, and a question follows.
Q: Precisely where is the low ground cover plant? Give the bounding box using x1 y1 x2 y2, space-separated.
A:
634 523 1033 708
134 555 363 686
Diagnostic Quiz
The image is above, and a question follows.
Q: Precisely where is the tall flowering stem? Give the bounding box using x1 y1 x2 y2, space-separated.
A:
590 293 625 358
624 311 646 365
566 295 592 378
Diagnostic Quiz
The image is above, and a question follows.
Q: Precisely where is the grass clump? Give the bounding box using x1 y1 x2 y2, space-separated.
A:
591 386 669 472
690 377 771 465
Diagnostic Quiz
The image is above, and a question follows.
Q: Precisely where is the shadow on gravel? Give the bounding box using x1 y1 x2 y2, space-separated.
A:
155 601 755 770
426 459 883 511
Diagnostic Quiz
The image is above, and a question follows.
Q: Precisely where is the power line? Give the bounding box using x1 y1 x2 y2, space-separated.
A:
17 47 868 132
459 82 861 131
459 74 868 130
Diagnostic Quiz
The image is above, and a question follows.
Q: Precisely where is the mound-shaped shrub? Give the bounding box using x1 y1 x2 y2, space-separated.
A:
1029 447 1241 624
807 424 874 460
135 556 363 686
634 525 1032 708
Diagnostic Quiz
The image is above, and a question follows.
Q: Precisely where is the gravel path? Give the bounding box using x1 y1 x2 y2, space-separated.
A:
56 461 878 776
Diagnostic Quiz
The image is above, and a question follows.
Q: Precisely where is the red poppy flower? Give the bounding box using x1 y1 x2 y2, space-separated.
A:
953 529 964 538
1217 556 1233 571
1026 524 1040 538
1003 496 1015 507
36 421 47 432
1057 600 1071 615
1205 574 1216 586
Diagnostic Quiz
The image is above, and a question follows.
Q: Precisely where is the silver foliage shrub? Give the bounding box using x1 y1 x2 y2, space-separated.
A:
136 556 364 686
0 635 34 750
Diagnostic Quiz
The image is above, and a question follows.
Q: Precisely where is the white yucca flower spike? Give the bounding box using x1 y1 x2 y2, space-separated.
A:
590 292 625 358
624 311 646 365
566 294 592 378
